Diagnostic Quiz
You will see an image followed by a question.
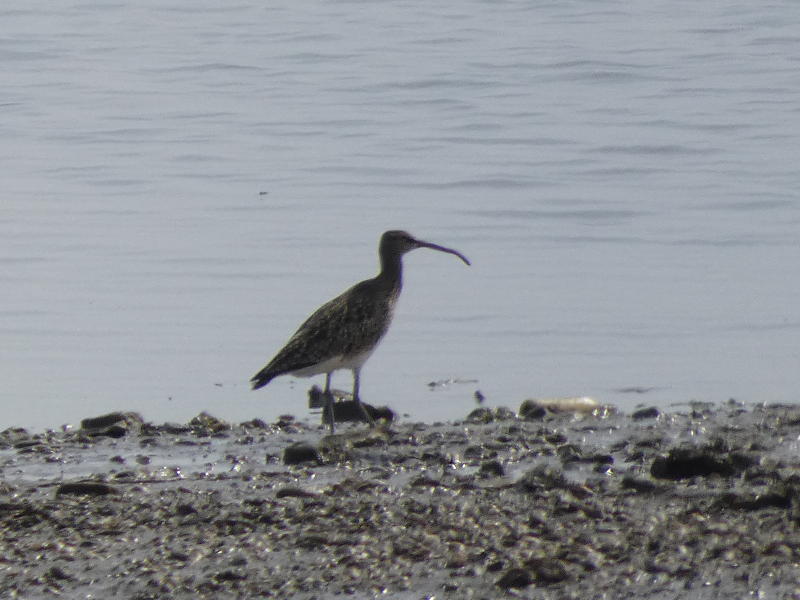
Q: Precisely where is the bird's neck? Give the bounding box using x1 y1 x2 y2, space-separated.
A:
377 249 403 291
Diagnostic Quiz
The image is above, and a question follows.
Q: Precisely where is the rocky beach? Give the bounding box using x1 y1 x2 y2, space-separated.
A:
3 400 800 599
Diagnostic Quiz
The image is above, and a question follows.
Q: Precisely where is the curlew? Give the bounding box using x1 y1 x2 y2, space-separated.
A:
250 230 470 432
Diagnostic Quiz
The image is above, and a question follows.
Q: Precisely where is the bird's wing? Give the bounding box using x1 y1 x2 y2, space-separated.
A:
252 279 394 382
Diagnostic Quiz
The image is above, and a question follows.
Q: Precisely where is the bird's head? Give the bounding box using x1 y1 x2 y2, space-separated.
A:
380 230 470 265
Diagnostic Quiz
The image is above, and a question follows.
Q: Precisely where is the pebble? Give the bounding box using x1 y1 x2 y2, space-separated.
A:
496 567 534 589
2 403 800 599
650 443 755 479
631 406 661 420
80 411 143 437
56 482 117 496
283 442 321 465
275 486 318 499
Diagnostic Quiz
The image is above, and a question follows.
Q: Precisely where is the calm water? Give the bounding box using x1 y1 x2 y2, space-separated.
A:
2 1 799 430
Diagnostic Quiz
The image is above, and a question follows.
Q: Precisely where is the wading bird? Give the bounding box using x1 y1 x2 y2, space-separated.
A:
250 230 470 432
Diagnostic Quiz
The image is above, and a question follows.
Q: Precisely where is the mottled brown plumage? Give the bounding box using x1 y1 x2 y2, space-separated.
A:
250 230 469 432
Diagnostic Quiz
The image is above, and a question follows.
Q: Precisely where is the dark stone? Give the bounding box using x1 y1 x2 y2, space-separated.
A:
350 432 387 448
14 440 43 450
47 566 72 581
466 407 494 423
169 551 190 562
496 567 533 589
296 533 329 548
486 560 504 572
527 557 568 583
159 423 193 434
592 453 614 465
557 443 582 463
175 503 197 516
56 482 116 496
651 444 756 480
410 475 441 488
713 486 794 511
283 442 321 466
494 407 516 420
479 459 505 477
189 412 231 433
368 404 395 423
545 433 568 445
80 412 128 430
464 444 487 459
0 427 30 449
517 464 568 492
271 415 298 431
621 476 658 493
276 486 317 499
100 425 128 438
466 406 516 423
321 400 394 425
81 412 143 438
593 462 612 474
214 570 246 582
632 406 661 420
519 400 547 420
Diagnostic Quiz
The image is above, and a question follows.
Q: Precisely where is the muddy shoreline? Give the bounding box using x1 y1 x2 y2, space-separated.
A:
3 401 800 599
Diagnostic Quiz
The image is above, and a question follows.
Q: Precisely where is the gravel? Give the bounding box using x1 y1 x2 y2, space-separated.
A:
3 400 800 599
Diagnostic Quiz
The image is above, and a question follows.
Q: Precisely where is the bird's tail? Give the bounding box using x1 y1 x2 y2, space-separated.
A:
250 368 276 391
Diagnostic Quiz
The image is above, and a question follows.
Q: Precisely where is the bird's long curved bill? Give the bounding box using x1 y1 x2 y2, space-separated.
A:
417 240 471 265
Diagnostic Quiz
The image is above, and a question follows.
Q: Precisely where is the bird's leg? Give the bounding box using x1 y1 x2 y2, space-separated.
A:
324 372 335 434
352 368 376 427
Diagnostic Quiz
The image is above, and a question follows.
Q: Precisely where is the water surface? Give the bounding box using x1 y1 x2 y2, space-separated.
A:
2 1 799 430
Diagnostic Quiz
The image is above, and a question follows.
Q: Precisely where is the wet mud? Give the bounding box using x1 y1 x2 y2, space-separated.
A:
3 401 800 599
